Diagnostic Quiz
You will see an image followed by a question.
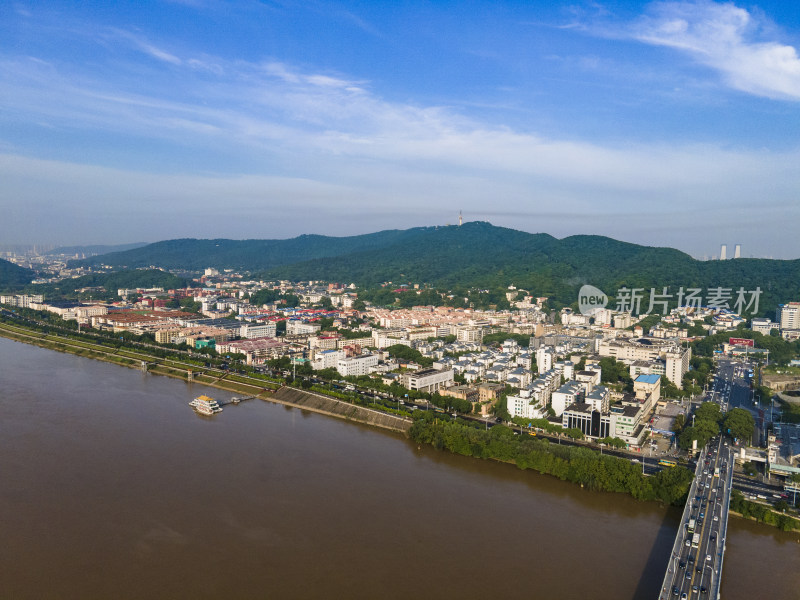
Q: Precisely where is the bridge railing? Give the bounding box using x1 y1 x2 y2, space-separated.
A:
710 447 734 600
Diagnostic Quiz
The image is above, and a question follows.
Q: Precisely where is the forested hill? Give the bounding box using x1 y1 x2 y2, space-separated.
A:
66 222 800 315
0 258 37 291
261 222 800 315
264 223 692 287
68 228 439 272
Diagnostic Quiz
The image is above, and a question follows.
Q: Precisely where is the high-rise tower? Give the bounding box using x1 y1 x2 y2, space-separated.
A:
734 244 741 259
720 244 727 260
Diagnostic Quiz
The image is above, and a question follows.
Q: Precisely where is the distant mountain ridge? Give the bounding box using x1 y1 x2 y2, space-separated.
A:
69 228 438 272
48 242 148 257
67 222 800 315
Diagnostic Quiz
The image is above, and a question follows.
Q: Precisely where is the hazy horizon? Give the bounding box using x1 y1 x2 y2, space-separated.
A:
3 221 794 262
2 1 799 258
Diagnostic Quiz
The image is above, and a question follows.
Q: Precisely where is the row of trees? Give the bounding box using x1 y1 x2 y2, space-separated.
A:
729 490 800 532
511 416 584 439
675 401 755 449
409 412 694 505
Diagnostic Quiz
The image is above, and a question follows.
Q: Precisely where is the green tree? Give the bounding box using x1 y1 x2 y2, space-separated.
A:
723 408 755 442
695 402 722 423
671 413 686 433
598 357 632 385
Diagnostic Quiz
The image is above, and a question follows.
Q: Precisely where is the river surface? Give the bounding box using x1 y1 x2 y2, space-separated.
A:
0 337 797 599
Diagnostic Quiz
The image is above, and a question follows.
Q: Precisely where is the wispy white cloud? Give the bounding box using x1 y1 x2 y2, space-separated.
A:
2 14 800 256
625 1 800 100
111 29 183 66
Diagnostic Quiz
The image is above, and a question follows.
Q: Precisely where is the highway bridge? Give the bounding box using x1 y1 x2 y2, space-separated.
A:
658 436 734 600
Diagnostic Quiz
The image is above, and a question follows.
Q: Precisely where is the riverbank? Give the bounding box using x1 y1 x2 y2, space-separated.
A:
0 321 412 435
408 412 800 535
1 318 797 534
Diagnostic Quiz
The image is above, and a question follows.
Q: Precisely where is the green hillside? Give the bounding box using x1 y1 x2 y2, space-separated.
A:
0 258 37 291
69 228 438 272
64 222 800 315
262 222 800 315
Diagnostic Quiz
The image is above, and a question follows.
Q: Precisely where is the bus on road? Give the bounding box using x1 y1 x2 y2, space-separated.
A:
659 458 678 468
692 533 701 548
688 518 696 533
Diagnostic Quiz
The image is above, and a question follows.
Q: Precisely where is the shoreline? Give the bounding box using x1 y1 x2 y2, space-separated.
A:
0 322 796 535
0 323 411 435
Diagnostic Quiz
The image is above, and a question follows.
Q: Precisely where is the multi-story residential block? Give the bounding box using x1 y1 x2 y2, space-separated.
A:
599 337 690 388
336 354 379 377
551 381 585 417
574 369 601 392
456 327 483 343
585 385 610 413
309 335 340 350
439 385 479 403
665 349 691 387
312 349 344 370
402 368 454 393
286 320 322 335
777 302 800 332
507 389 548 420
751 317 779 335
633 374 661 411
216 338 288 364
0 294 44 308
240 322 277 339
476 382 505 403
535 346 553 374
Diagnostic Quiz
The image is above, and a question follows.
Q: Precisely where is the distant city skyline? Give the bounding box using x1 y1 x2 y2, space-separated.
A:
2 1 800 258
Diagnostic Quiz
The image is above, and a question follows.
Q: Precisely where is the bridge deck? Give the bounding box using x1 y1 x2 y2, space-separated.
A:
658 438 734 600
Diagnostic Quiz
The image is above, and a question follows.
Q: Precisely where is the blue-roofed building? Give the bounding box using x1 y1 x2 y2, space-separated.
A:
634 373 661 412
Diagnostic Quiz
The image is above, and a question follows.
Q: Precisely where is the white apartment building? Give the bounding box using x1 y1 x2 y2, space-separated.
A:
551 381 585 417
0 294 44 308
507 389 548 420
313 349 344 370
240 322 277 339
402 368 454 393
574 369 601 392
336 354 379 377
777 303 800 331
585 385 610 413
751 317 779 335
536 346 553 374
286 320 322 335
554 360 575 381
74 304 109 322
599 338 690 388
457 327 484 343
665 349 691 388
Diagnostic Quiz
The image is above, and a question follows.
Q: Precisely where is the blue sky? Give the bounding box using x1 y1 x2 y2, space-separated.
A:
2 0 800 258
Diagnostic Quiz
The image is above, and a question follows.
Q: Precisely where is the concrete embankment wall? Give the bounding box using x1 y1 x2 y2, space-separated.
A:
270 387 413 435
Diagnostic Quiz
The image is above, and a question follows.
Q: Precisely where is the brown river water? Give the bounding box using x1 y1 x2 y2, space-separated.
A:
0 337 797 599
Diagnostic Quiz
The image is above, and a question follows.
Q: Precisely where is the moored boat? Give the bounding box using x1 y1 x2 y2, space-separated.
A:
189 394 222 415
